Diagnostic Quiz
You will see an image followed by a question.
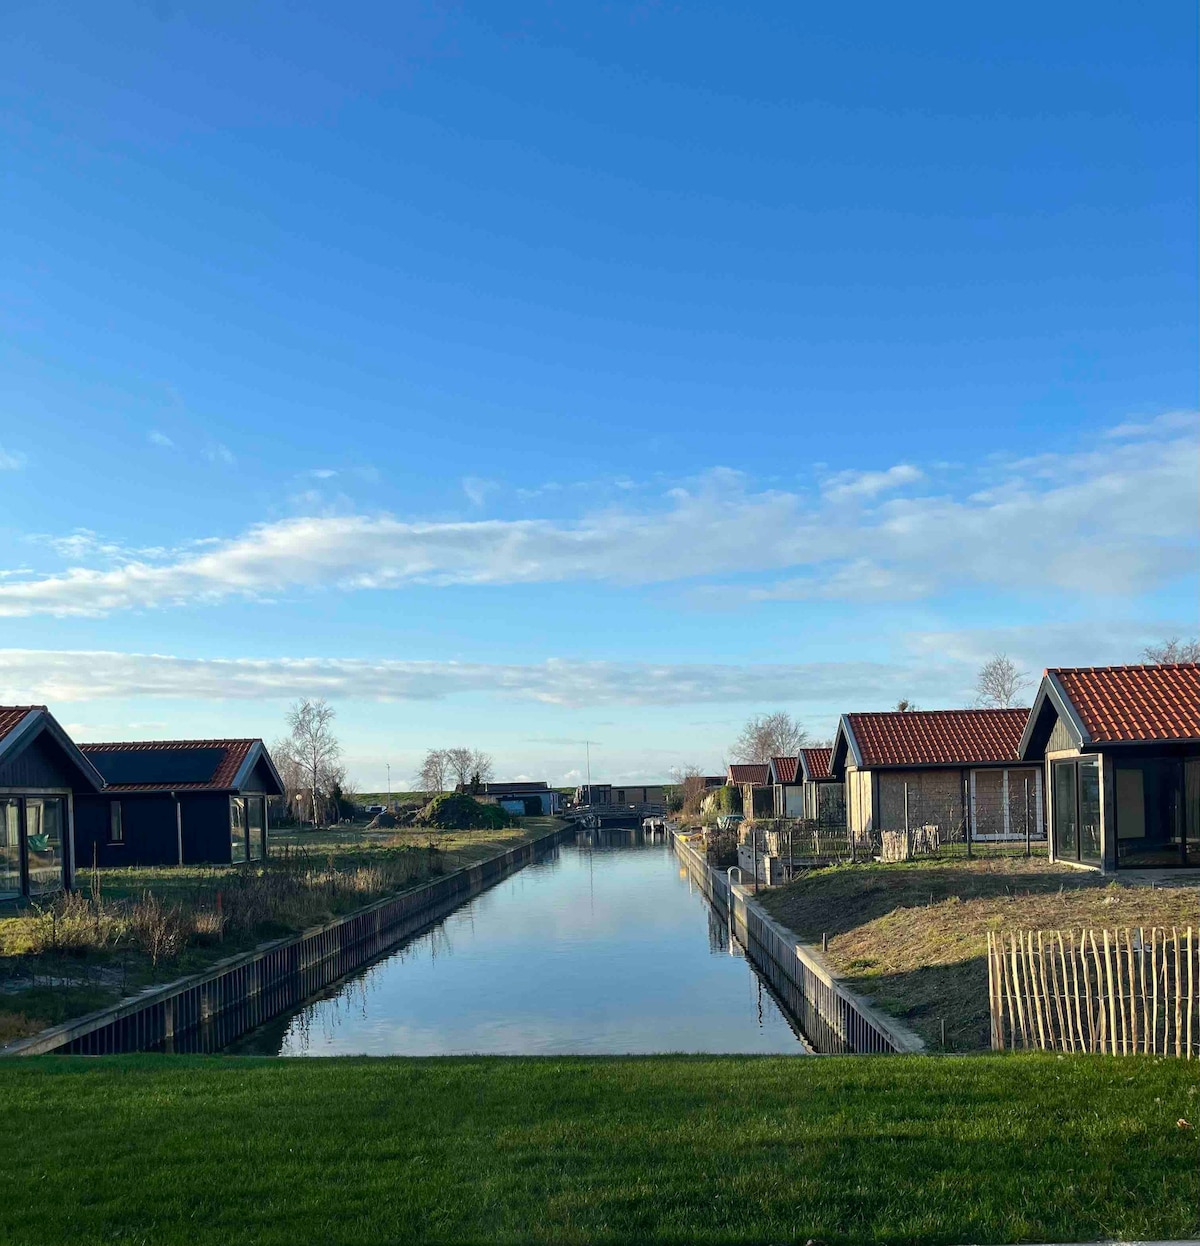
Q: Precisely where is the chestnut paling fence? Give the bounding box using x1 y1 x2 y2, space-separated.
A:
987 926 1199 1056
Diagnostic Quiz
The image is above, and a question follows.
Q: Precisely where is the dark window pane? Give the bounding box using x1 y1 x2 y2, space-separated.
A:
0 801 19 899
26 799 64 894
1079 759 1101 865
1053 761 1078 861
230 797 247 864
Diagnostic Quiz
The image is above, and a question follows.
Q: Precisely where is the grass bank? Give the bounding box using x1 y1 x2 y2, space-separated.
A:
0 819 566 1045
0 1053 1194 1245
757 855 1197 1051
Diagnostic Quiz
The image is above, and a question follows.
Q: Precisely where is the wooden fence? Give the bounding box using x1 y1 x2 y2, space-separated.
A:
987 927 1199 1056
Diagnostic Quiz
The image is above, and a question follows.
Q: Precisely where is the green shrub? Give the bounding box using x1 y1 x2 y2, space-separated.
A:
416 793 514 831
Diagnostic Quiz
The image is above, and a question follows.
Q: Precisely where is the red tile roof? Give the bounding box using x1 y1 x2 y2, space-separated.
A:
79 739 260 792
799 746 833 781
769 755 800 784
0 706 45 740
727 763 770 785
1051 663 1200 743
845 708 1029 768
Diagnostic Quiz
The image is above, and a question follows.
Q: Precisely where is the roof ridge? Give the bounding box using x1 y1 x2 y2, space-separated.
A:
80 738 262 749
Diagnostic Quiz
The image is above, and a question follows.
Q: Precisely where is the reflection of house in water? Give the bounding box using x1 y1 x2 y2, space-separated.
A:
1019 663 1200 873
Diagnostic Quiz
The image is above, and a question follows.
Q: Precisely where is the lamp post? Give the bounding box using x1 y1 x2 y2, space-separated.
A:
386 763 391 805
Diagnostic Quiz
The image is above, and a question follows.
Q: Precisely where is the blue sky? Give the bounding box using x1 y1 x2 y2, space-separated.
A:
1 1 1196 786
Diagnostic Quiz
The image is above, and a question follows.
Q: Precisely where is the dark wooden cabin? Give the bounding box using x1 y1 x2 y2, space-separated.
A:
0 705 106 899
1019 663 1200 873
74 739 285 868
796 747 846 826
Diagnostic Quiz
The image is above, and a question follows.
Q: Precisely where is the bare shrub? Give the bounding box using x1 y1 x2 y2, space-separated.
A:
129 893 190 966
27 893 128 956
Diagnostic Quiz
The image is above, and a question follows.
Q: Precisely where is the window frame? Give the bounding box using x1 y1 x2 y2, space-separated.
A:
109 800 124 845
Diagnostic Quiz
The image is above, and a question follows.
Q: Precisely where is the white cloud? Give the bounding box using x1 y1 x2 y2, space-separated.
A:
461 476 496 508
0 648 949 710
204 442 236 466
821 463 923 501
0 447 27 471
148 430 174 448
0 415 1193 616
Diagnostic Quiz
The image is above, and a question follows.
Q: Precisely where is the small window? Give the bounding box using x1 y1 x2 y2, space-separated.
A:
109 801 124 844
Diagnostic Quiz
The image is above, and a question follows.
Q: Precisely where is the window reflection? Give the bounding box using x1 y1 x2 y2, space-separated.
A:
247 797 264 861
25 798 64 895
0 801 19 899
230 797 247 863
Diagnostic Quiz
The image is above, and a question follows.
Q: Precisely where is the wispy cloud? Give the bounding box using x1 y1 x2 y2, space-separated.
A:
462 476 496 508
0 447 28 471
204 442 236 466
0 648 953 709
0 416 1193 617
148 430 174 448
821 463 923 501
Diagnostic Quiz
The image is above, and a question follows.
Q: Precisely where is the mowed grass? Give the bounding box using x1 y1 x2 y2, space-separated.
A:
0 1054 1195 1245
758 856 1198 1051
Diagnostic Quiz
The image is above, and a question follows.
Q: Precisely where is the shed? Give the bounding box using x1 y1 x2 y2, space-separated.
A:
0 706 105 899
767 756 801 818
829 709 1040 844
1018 663 1200 872
75 739 284 868
797 747 846 826
727 763 772 819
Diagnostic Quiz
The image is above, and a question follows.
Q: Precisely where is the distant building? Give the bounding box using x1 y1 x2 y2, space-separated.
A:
75 739 285 867
0 705 106 900
767 756 801 817
574 783 668 809
797 747 845 825
1019 663 1200 872
726 763 771 818
466 781 562 816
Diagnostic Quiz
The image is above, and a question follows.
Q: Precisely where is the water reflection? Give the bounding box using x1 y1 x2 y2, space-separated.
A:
233 830 809 1056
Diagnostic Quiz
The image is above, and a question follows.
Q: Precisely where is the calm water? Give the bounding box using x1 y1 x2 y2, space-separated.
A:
234 830 808 1056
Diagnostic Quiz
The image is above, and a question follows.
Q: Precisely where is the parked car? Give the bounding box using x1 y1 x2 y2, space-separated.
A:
715 813 744 832
365 804 386 815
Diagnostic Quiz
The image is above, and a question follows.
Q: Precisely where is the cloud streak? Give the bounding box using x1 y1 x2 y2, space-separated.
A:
0 648 949 710
0 415 1193 616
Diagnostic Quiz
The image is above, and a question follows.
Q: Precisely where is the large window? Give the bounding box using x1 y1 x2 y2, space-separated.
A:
247 796 264 862
0 801 19 900
109 801 123 844
1052 758 1100 866
1114 757 1199 868
230 796 247 864
25 798 64 895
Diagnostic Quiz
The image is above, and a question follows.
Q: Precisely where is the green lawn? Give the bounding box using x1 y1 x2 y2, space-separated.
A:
0 1054 1195 1245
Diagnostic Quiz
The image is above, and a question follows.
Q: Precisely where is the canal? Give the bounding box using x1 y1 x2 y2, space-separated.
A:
233 829 809 1056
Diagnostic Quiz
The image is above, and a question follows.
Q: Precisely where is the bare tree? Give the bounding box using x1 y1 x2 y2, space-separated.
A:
269 735 306 823
445 747 475 788
285 698 342 825
1143 637 1200 664
469 749 495 785
669 763 707 816
894 699 919 712
416 748 450 795
974 653 1031 709
729 712 808 763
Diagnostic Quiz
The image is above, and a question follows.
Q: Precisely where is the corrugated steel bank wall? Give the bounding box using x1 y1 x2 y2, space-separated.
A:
4 824 576 1057
673 834 921 1055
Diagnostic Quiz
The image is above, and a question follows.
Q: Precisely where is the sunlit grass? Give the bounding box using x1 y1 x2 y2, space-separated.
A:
0 1052 1194 1245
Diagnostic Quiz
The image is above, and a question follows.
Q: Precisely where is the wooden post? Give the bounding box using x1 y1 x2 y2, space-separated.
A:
1188 926 1195 1060
1101 932 1121 1056
1000 933 1017 1049
1025 931 1047 1050
1174 926 1183 1059
987 933 997 1049
1079 930 1094 1052
1056 931 1075 1051
1138 926 1148 1054
1039 931 1061 1050
1125 928 1138 1053
903 782 911 860
1068 930 1085 1052
1090 929 1109 1055
1010 933 1028 1048
1151 927 1158 1055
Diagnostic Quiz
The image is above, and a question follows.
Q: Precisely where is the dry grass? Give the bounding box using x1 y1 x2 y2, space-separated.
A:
758 855 1198 1051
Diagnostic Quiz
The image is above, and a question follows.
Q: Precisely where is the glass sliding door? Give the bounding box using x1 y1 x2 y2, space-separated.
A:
1052 761 1078 861
1078 759 1101 866
247 797 264 861
0 801 20 899
230 797 247 864
25 798 65 895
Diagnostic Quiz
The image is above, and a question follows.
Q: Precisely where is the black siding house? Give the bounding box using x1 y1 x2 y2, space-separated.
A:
74 739 285 868
0 706 106 899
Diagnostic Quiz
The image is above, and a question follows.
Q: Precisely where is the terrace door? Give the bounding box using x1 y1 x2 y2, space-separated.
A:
0 801 20 900
24 798 66 894
1052 758 1100 867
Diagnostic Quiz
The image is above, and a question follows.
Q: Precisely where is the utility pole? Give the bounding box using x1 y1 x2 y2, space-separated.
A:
585 740 592 805
386 763 391 804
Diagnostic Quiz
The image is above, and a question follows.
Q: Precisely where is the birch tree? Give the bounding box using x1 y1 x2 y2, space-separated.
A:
974 653 1031 708
285 698 342 825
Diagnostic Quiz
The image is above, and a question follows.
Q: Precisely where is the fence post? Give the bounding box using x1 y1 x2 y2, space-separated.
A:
903 783 911 860
1024 777 1031 858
